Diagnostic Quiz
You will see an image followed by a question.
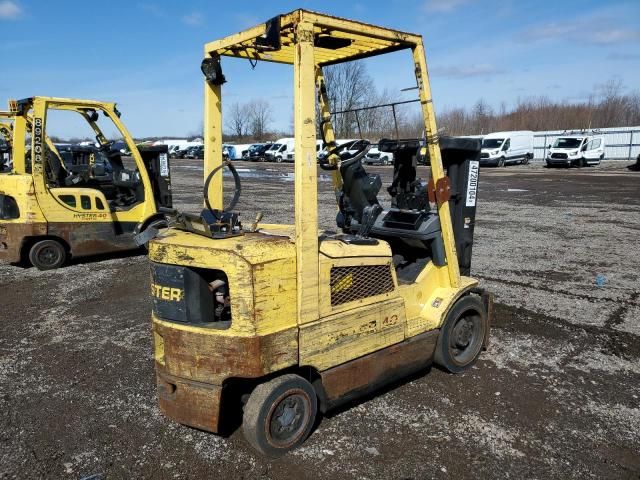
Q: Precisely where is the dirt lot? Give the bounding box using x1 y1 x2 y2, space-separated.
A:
1 159 639 479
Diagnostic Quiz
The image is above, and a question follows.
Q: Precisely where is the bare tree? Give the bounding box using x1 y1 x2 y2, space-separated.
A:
226 102 250 138
323 61 375 137
247 99 273 141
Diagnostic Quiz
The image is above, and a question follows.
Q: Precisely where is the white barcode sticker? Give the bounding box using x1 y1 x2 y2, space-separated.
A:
465 160 479 207
160 153 169 177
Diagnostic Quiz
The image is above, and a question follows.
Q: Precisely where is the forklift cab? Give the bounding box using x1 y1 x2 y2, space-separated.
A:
148 10 492 457
0 98 172 269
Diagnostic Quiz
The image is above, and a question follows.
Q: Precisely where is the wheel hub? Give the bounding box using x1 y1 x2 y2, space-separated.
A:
270 394 306 442
452 319 473 348
39 247 58 265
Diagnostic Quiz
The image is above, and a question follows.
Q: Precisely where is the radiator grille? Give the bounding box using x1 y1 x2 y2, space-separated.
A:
330 264 394 307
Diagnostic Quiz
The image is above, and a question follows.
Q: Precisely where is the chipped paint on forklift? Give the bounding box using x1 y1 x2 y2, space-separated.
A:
0 98 172 269
149 9 492 456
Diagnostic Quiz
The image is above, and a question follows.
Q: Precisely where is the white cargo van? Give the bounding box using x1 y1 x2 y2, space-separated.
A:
546 135 605 168
264 138 294 162
285 140 325 162
480 131 534 167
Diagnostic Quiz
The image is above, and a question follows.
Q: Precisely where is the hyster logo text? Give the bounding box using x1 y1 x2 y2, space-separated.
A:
151 283 184 302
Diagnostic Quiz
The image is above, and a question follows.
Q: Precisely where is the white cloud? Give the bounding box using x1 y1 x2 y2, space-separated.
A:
423 0 472 13
0 1 21 19
431 64 503 78
591 28 640 45
521 15 640 46
182 12 203 26
138 3 165 18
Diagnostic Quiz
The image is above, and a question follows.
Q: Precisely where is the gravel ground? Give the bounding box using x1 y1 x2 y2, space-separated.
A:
0 159 638 479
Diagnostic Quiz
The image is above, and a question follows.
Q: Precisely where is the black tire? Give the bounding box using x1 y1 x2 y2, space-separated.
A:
242 374 317 458
276 156 283 163
434 295 487 373
522 154 530 165
29 239 67 270
498 157 505 167
578 157 586 168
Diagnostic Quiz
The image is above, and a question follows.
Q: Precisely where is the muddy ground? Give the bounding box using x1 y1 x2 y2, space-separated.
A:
1 159 639 479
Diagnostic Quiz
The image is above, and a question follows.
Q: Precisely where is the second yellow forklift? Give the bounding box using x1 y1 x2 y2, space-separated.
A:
0 98 172 269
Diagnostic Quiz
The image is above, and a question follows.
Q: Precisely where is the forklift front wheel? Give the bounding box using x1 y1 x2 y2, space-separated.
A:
434 295 487 374
242 374 318 458
28 239 67 270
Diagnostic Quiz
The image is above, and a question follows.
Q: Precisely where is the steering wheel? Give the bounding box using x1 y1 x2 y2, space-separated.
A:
203 160 242 213
319 140 371 171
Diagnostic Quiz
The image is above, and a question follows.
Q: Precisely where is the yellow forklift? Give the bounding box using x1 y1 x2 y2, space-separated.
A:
0 97 172 269
147 10 492 457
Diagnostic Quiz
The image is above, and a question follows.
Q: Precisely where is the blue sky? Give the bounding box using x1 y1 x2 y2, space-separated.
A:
1 0 638 138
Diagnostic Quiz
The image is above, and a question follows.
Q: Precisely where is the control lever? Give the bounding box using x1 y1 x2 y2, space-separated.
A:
358 204 382 238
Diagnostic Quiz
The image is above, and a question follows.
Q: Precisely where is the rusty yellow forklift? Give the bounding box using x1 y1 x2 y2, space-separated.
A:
0 98 172 269
147 10 492 457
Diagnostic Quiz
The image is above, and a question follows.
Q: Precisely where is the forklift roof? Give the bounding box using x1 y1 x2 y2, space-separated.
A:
204 9 423 66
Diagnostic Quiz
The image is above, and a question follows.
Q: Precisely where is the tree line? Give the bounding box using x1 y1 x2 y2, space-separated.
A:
225 66 640 142
438 79 640 136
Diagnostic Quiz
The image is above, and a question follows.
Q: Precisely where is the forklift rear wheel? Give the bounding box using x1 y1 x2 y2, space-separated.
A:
242 374 317 457
29 239 67 270
434 295 487 373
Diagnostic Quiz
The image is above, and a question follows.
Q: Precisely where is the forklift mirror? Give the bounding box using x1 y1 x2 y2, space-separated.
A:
201 57 226 86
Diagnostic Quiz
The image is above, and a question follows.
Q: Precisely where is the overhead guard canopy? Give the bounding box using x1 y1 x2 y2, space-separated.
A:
204 9 422 66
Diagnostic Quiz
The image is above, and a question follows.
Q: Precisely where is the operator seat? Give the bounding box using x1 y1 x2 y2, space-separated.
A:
337 138 446 270
338 149 382 226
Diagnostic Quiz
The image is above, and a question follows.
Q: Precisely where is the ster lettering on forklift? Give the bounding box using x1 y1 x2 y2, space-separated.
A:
465 160 480 207
151 283 184 302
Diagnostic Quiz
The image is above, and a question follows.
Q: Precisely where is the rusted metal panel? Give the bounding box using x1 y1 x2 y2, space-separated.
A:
154 321 298 385
0 221 46 262
317 329 438 412
156 366 223 433
47 221 139 258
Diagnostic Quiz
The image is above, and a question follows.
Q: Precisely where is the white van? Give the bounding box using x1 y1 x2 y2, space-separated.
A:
285 140 325 162
265 138 294 162
480 131 534 167
546 135 605 167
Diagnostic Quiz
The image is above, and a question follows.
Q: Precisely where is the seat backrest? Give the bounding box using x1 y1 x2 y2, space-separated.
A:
339 157 381 225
